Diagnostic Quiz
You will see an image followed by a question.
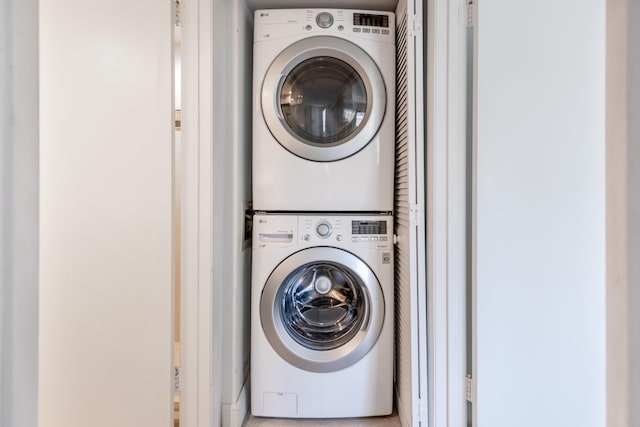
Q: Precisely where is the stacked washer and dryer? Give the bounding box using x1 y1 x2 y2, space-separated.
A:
251 8 396 419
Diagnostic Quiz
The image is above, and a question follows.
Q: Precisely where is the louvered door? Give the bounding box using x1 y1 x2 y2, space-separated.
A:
394 0 427 425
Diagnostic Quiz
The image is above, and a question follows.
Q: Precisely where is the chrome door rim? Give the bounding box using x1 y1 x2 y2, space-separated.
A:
261 36 386 162
260 247 385 372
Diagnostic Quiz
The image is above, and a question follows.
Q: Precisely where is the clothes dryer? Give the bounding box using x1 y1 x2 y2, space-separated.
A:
252 9 395 212
251 213 394 418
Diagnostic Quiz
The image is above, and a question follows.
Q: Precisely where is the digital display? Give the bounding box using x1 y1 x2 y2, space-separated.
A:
352 220 387 235
353 13 389 28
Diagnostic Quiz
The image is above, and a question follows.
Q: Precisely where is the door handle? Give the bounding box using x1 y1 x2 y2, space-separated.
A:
274 74 287 120
259 233 294 243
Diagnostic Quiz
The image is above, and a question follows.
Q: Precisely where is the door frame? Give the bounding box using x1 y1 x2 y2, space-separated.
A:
179 0 470 426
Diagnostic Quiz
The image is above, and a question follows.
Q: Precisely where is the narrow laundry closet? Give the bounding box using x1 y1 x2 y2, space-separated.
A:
178 0 434 425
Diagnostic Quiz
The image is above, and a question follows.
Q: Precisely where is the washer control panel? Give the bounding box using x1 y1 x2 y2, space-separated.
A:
254 214 393 249
299 215 392 248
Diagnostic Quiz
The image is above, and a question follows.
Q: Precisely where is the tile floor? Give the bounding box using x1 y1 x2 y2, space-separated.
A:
243 413 401 426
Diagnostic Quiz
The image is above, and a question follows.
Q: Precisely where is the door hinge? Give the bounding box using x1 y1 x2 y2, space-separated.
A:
408 14 423 37
466 374 475 402
410 204 425 226
174 366 182 392
465 0 477 28
175 0 182 26
418 397 428 422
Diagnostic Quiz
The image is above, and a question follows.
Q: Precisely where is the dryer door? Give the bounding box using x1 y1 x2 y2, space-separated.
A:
260 247 385 372
261 36 387 162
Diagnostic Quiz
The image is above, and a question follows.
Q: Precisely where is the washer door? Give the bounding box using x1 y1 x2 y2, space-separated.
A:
260 247 385 372
261 36 387 162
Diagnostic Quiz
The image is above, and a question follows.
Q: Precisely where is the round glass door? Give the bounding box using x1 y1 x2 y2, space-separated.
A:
280 57 367 146
280 261 368 351
260 247 385 373
262 36 386 162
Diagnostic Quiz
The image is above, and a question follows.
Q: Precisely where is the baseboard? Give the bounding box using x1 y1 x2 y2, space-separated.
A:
222 380 249 427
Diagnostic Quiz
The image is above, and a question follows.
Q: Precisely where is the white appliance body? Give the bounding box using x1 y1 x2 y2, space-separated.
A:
252 9 396 212
251 213 394 418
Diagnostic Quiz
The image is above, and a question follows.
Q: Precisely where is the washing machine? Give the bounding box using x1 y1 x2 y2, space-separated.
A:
251 213 394 418
252 9 396 212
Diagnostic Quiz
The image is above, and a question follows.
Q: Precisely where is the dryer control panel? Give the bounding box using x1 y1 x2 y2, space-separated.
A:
254 9 395 42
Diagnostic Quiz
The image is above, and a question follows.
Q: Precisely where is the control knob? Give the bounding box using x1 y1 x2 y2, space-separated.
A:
316 12 334 28
316 221 332 238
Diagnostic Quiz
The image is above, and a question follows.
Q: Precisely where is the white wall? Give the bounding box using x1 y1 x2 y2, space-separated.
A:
181 0 253 424
0 0 39 426
219 0 253 424
474 1 606 426
39 1 175 426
